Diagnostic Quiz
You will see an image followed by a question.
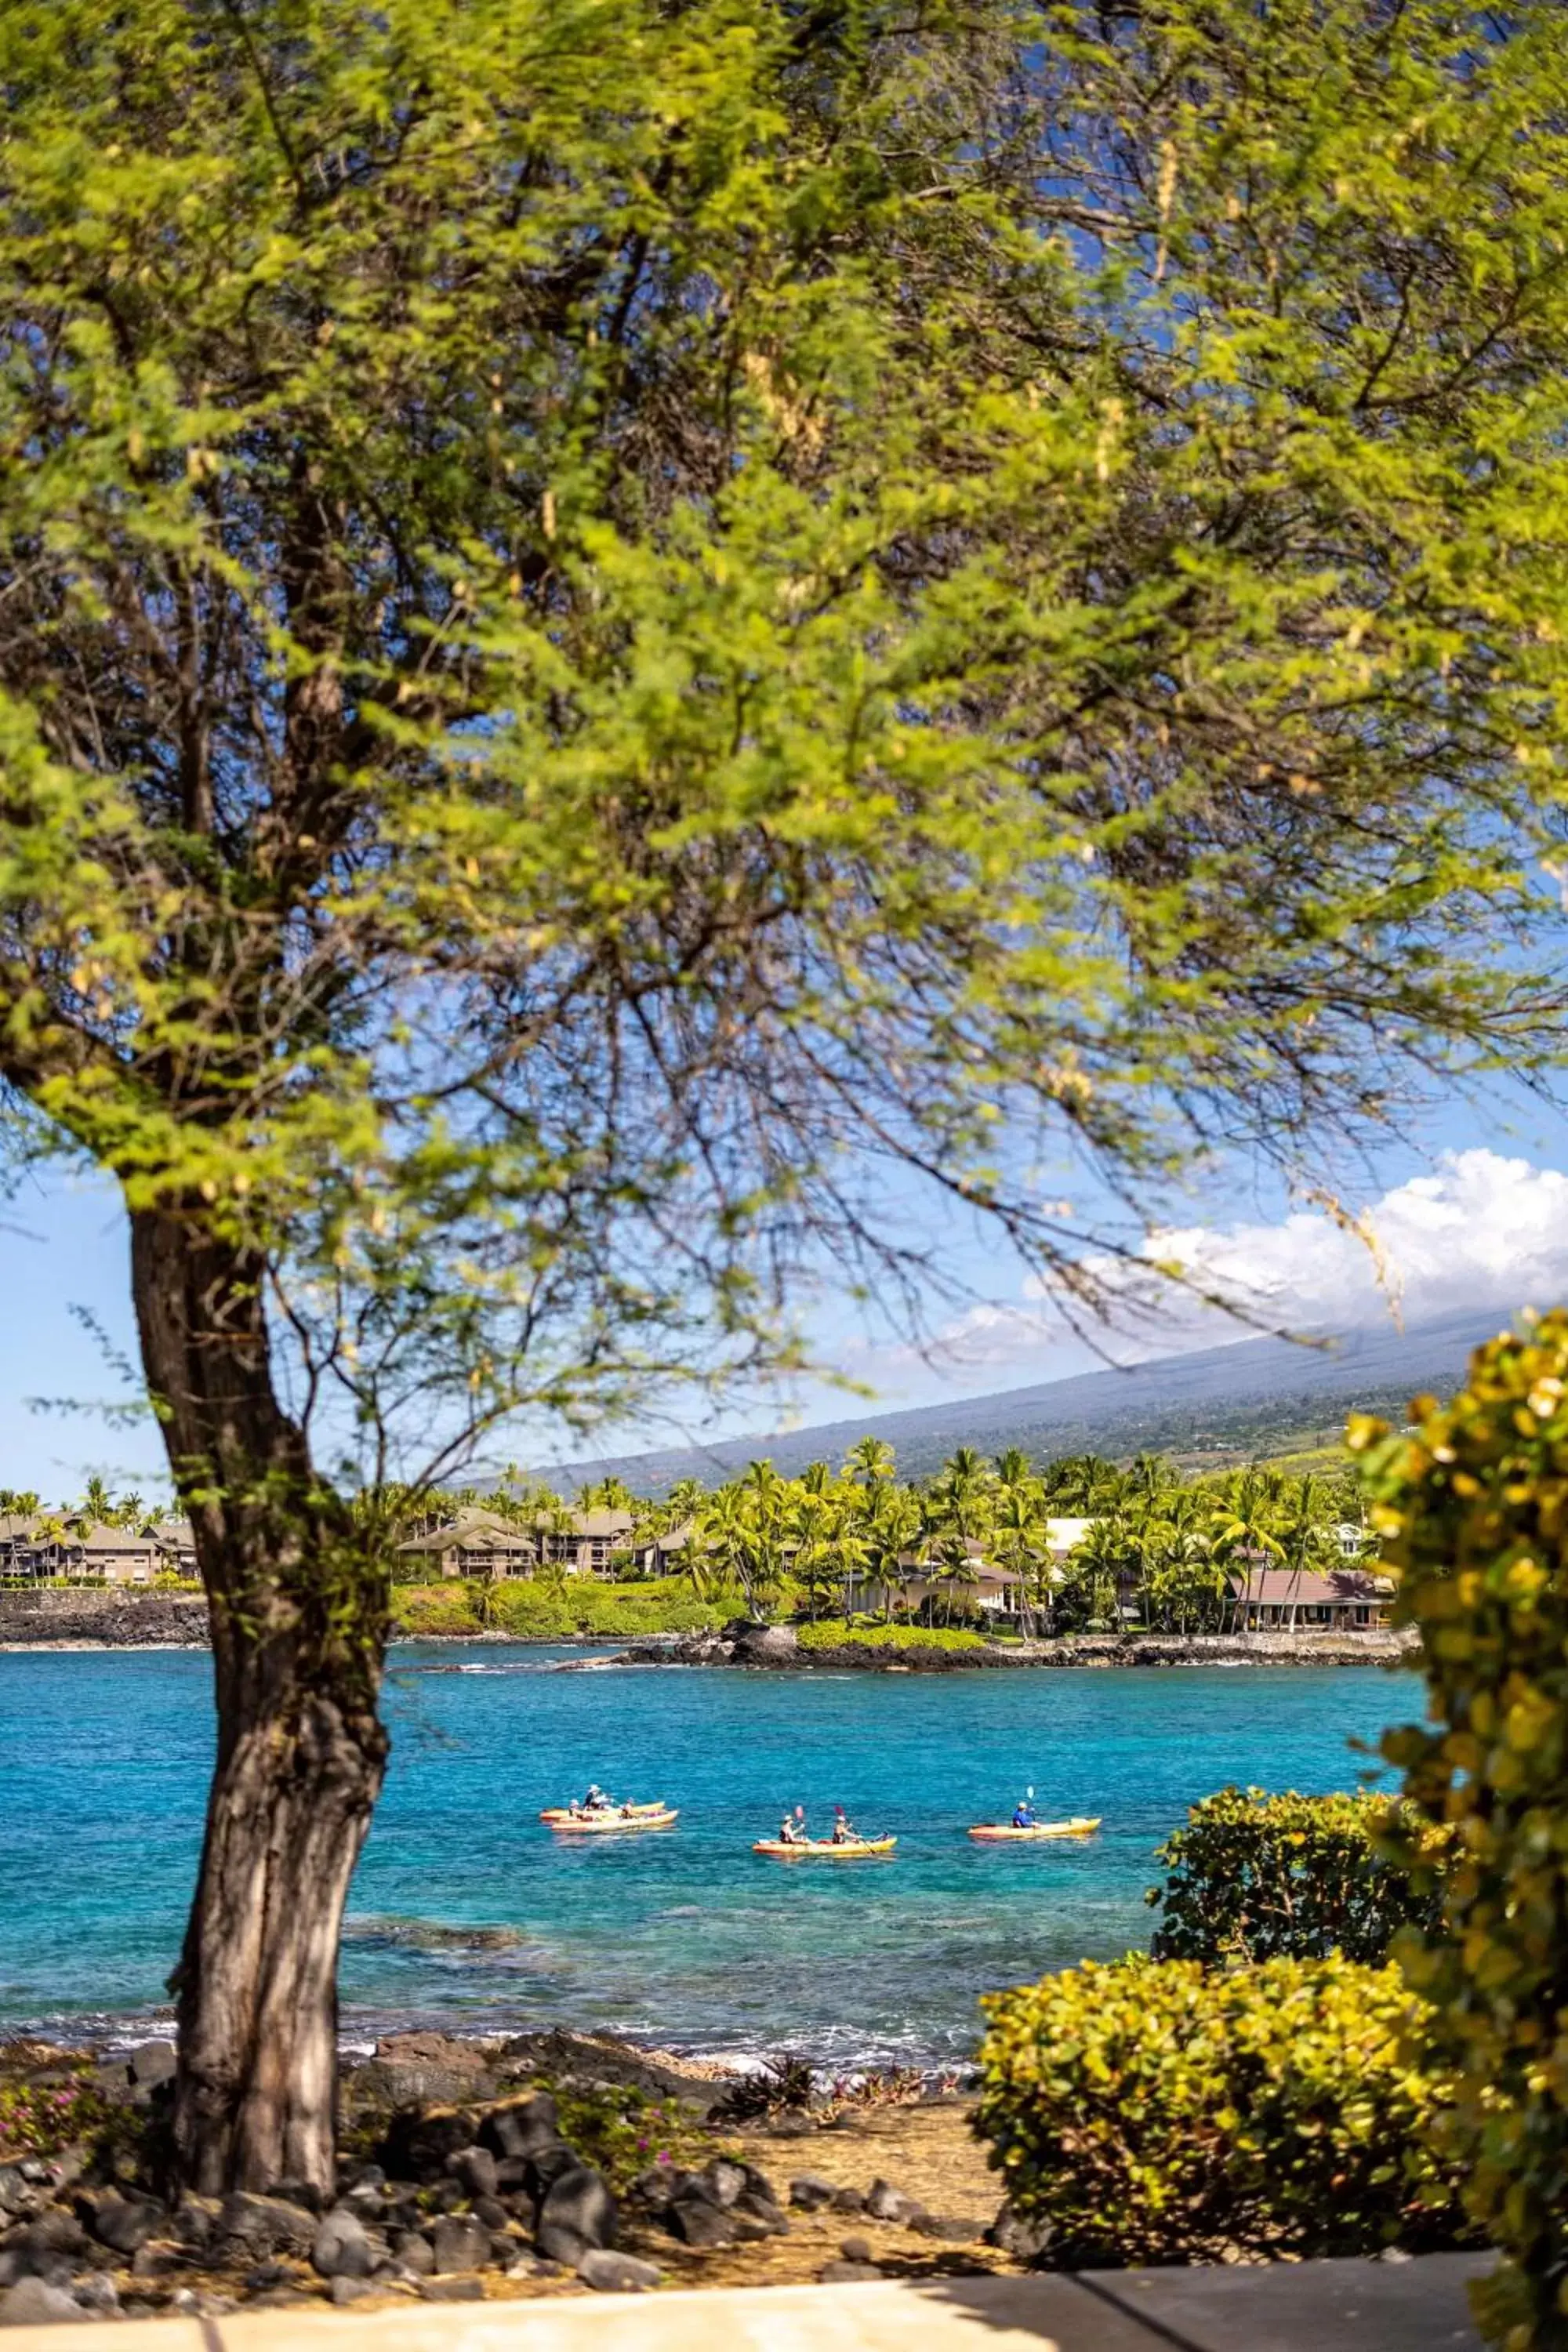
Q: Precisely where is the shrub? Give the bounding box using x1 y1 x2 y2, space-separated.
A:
1148 1786 1449 1965
1358 1311 1568 2350
390 1576 729 1640
975 1953 1465 2266
795 1618 985 1653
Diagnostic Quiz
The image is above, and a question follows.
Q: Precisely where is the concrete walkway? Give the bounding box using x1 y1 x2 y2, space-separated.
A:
0 2256 1493 2350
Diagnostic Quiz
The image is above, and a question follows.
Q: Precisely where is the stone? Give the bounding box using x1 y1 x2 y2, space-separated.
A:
331 2274 379 2305
578 2249 662 2292
392 2230 434 2276
535 2165 617 2266
72 2274 119 2315
818 2260 882 2282
127 2039 178 2089
866 2176 927 2227
525 2143 581 2201
131 2246 184 2282
479 2094 561 2161
699 2158 749 2209
446 2144 499 2200
217 2190 317 2256
271 2180 325 2216
663 2192 735 2249
430 2212 491 2273
913 2213 986 2241
0 2175 28 2220
243 2263 286 2292
170 2193 221 2253
311 2208 376 2279
85 2193 162 2256
340 2163 387 2194
377 2107 481 2182
840 2234 874 2263
731 2216 773 2245
0 2278 84 2325
789 2175 837 2212
830 2186 866 2213
986 2198 1054 2262
474 2195 510 2230
735 2190 788 2233
358 2032 497 2110
419 2274 485 2300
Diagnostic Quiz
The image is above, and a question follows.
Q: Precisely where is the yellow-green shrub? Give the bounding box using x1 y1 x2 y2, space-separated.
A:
975 1954 1464 2265
1358 1311 1568 2350
1149 1786 1449 1964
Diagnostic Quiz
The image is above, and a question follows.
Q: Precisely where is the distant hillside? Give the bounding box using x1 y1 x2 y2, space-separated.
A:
535 1306 1495 1496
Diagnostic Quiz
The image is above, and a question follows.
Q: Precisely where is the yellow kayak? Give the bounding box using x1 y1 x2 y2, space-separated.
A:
543 1806 678 1832
968 1817 1101 1842
753 1835 897 1858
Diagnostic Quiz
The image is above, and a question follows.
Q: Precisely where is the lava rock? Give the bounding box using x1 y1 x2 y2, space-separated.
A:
169 2194 221 2252
473 2195 510 2231
663 2191 735 2249
479 2094 561 2162
0 2278 84 2325
445 2144 498 2201
84 2193 162 2257
789 2175 837 2212
127 2039 178 2089
830 2187 866 2213
865 2178 927 2227
818 2259 882 2282
430 2212 491 2273
332 2275 379 2305
311 2209 376 2279
840 2234 874 2263
392 2230 434 2277
524 2143 581 2203
217 2191 317 2257
698 2158 749 2209
986 2199 1054 2262
0 2176 25 2220
535 2165 617 2266
377 2107 480 2183
72 2270 121 2315
578 2249 662 2292
271 2180 325 2217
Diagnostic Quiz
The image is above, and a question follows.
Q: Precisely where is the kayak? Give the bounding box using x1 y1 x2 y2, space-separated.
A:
539 1799 668 1823
543 1807 678 1833
752 1835 897 1858
968 1817 1102 1842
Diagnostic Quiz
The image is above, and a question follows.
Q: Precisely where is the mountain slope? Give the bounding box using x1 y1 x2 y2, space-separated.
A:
536 1305 1496 1494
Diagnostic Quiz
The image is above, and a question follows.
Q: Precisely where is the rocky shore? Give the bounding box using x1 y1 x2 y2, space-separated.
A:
0 2029 1016 2326
1 1589 1416 1664
610 1624 1419 1672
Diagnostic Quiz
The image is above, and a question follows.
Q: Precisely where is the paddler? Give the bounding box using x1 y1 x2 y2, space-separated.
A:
1011 1795 1037 1829
779 1804 807 1846
583 1783 612 1812
830 1805 855 1846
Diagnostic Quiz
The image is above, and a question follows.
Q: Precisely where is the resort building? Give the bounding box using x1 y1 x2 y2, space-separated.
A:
393 1505 643 1581
0 1515 199 1584
1225 1566 1392 1631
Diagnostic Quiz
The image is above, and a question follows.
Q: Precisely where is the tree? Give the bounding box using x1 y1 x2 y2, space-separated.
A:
7 0 1568 2196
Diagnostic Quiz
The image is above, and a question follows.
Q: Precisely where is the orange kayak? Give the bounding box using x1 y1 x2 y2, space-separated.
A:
542 1806 678 1833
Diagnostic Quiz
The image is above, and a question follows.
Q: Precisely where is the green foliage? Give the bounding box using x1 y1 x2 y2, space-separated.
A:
1148 1788 1450 1965
795 1617 986 1653
1359 1312 1568 2348
390 1577 724 1640
535 2081 722 2190
975 1955 1466 2266
0 2053 110 2161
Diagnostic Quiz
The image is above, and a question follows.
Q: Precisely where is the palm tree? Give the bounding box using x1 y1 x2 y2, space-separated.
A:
844 1436 896 1488
78 1473 113 1525
993 1483 1047 1635
859 1486 921 1621
1276 1474 1338 1631
1207 1472 1286 1631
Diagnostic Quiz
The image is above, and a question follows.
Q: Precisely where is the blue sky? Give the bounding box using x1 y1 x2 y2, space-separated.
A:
8 1076 1568 1504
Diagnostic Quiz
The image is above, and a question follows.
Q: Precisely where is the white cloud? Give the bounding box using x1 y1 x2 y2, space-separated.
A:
850 1150 1568 1388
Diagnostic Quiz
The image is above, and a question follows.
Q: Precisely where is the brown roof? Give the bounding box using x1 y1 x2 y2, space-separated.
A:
1229 1567 1388 1608
566 1508 636 1539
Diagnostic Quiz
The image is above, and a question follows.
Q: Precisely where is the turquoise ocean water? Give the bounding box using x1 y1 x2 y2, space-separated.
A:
0 1648 1412 2066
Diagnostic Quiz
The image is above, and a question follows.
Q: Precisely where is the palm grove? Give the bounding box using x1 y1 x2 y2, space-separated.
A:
423 1444 1365 1634
4 0 1568 2198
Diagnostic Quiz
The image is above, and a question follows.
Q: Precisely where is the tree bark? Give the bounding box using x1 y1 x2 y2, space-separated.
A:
129 1206 389 2197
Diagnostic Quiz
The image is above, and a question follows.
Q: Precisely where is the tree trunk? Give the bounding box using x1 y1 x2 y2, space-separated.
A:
129 1207 389 2198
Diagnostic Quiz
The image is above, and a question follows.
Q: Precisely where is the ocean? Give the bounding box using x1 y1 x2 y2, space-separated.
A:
0 1647 1414 2068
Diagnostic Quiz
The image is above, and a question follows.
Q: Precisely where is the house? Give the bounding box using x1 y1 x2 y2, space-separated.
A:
539 1508 636 1577
844 1541 1027 1624
1226 1566 1392 1630
393 1505 641 1582
149 1519 198 1577
630 1519 698 1577
394 1512 541 1581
